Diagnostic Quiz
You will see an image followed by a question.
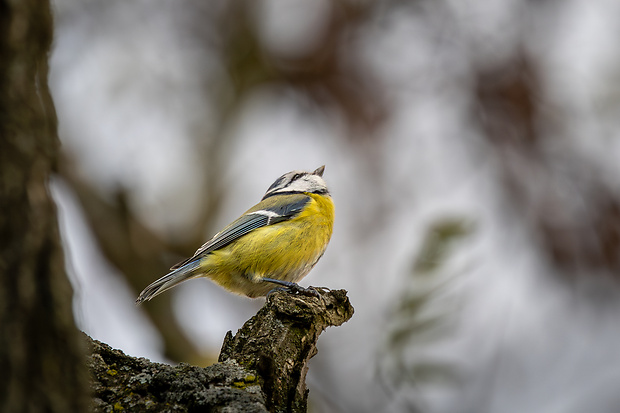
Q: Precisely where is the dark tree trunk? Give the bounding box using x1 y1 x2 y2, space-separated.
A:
0 1 90 411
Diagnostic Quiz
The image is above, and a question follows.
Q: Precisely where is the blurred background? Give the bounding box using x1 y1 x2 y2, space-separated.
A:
48 0 620 412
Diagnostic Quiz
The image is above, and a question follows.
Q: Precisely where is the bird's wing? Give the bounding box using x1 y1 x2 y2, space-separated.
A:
170 194 311 270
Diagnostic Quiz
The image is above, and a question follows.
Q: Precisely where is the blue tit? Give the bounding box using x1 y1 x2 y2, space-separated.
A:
136 165 334 303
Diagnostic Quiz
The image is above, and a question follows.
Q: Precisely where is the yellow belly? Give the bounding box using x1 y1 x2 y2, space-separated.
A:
201 193 334 297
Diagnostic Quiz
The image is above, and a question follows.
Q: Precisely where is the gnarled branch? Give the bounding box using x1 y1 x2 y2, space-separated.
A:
87 289 354 413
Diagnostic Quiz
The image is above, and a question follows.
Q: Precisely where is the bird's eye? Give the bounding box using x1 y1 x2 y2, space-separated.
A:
291 173 303 181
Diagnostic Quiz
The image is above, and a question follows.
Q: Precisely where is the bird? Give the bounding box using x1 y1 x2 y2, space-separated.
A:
136 165 334 304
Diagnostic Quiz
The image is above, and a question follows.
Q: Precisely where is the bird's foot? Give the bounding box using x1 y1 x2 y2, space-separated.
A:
263 278 322 299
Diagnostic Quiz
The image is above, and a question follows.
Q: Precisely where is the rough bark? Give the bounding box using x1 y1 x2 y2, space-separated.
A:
88 289 354 412
0 0 90 411
88 336 267 413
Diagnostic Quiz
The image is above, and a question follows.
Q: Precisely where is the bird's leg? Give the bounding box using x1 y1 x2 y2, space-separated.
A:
262 278 321 298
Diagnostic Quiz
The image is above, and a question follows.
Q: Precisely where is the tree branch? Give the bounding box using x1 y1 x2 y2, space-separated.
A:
87 289 354 412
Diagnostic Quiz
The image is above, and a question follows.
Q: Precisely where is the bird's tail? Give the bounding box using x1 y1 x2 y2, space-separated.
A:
135 260 201 305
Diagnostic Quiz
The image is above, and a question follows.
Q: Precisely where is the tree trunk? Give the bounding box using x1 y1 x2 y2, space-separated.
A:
0 1 89 411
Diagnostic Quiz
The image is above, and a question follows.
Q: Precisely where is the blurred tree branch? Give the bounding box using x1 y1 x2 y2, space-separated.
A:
59 158 204 363
474 51 620 278
205 0 386 135
87 289 354 412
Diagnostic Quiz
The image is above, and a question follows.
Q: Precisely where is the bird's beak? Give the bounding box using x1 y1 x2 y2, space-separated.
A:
313 165 325 177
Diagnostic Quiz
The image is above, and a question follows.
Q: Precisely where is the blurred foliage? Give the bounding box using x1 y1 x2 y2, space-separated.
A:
378 219 474 407
412 220 473 275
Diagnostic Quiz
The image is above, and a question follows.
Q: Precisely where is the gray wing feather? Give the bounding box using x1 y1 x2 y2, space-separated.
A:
170 196 310 270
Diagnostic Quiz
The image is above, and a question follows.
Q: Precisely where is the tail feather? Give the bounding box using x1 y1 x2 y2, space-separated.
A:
136 260 201 305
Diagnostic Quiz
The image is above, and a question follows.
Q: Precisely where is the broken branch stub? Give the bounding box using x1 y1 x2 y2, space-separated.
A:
219 288 354 413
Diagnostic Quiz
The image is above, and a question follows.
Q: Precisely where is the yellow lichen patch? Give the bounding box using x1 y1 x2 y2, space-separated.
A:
244 375 256 383
107 369 118 376
113 401 123 411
